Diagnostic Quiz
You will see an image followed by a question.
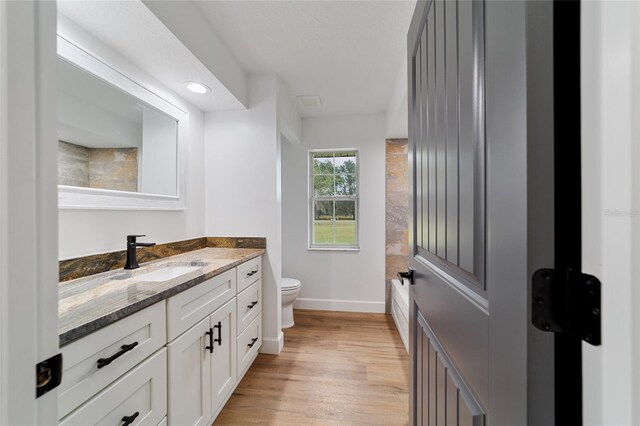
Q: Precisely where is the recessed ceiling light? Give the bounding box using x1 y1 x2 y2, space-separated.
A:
185 82 211 94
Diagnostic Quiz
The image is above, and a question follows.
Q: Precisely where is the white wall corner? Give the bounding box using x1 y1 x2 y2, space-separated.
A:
142 0 248 108
276 76 302 144
204 73 282 353
386 56 409 139
260 331 284 355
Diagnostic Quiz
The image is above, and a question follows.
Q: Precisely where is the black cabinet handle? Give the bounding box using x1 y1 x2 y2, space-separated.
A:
97 342 138 369
247 337 258 348
121 411 139 426
247 301 258 309
205 328 214 353
213 321 222 346
246 269 258 277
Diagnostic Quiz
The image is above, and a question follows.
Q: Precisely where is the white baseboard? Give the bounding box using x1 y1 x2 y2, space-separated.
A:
293 297 385 313
260 331 284 355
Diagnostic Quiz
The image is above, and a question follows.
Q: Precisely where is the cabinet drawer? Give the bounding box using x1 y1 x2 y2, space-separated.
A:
167 269 236 341
59 302 166 420
236 257 261 293
60 348 167 426
236 279 261 335
237 315 261 378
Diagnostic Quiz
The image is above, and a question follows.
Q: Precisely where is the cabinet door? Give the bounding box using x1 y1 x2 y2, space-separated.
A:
210 298 237 418
59 349 166 426
167 317 212 426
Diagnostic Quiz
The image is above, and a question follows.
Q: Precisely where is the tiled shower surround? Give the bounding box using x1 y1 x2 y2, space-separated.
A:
385 138 409 312
58 140 139 192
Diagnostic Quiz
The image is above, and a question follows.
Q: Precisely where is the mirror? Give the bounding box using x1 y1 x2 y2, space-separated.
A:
57 57 178 196
56 36 188 210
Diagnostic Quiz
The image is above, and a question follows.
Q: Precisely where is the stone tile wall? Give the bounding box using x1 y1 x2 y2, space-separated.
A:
385 138 409 312
88 147 138 192
58 141 139 192
58 141 90 187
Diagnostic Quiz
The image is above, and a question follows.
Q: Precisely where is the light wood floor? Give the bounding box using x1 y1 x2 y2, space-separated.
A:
215 310 409 426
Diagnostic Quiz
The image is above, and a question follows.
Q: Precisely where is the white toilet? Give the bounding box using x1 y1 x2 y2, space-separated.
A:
281 277 301 328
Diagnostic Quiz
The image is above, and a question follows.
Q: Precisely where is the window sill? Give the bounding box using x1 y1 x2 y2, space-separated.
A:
307 246 361 252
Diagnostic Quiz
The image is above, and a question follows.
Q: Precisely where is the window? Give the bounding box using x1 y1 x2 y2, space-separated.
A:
309 150 359 249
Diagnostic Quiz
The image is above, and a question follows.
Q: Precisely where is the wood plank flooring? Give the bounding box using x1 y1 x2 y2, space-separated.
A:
215 310 409 426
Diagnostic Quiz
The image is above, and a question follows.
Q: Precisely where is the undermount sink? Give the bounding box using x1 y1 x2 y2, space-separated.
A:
135 265 202 282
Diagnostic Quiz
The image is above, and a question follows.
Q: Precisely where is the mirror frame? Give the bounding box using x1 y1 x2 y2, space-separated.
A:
57 36 188 211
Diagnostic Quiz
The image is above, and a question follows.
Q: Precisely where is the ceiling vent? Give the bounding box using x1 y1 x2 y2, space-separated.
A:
297 95 322 108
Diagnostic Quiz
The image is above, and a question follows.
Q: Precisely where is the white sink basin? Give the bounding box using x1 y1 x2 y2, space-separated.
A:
135 265 201 282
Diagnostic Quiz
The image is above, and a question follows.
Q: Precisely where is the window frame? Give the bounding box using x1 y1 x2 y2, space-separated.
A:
308 149 360 251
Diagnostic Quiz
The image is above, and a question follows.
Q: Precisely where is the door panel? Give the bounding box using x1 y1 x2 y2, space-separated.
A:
457 0 477 278
435 0 447 258
428 344 436 425
445 0 459 265
426 7 437 253
415 32 424 249
414 0 485 291
416 261 489 405
408 0 529 424
416 314 484 426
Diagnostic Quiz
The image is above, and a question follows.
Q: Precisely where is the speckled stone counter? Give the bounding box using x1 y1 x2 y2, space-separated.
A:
59 247 264 347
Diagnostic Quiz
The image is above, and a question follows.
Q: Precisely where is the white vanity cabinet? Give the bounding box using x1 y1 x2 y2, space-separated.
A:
166 256 262 425
167 299 236 426
59 255 262 426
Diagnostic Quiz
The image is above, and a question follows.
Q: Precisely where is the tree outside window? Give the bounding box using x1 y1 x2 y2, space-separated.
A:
310 150 358 248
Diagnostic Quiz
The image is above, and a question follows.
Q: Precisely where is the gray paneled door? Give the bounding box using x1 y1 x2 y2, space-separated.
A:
407 1 531 424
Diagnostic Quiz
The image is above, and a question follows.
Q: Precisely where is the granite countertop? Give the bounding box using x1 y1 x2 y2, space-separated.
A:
59 247 264 347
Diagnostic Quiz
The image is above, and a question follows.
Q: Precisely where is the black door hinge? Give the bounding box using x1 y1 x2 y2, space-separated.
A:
532 268 601 346
36 353 62 398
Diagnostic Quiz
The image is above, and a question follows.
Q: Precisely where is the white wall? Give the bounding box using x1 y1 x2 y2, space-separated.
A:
276 76 302 144
386 57 409 139
581 2 640 424
282 113 386 313
1 2 59 422
58 15 205 258
140 107 178 196
204 74 284 354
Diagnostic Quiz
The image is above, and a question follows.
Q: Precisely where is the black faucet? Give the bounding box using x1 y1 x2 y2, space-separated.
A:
124 235 156 270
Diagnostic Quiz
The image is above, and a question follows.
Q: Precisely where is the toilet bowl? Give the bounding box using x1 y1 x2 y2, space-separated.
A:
281 277 301 329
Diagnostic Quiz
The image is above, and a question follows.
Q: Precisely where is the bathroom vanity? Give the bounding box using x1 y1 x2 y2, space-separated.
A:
57 248 264 426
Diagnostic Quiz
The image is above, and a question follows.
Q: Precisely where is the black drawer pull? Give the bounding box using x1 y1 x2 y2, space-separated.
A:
97 342 138 368
246 269 258 277
247 337 258 348
247 301 258 309
213 321 222 346
205 328 214 353
121 411 139 426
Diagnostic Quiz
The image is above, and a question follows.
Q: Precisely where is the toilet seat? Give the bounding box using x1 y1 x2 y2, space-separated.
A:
282 278 301 290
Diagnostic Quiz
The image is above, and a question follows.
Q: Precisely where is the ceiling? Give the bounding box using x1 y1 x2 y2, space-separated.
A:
193 0 416 118
57 0 245 112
